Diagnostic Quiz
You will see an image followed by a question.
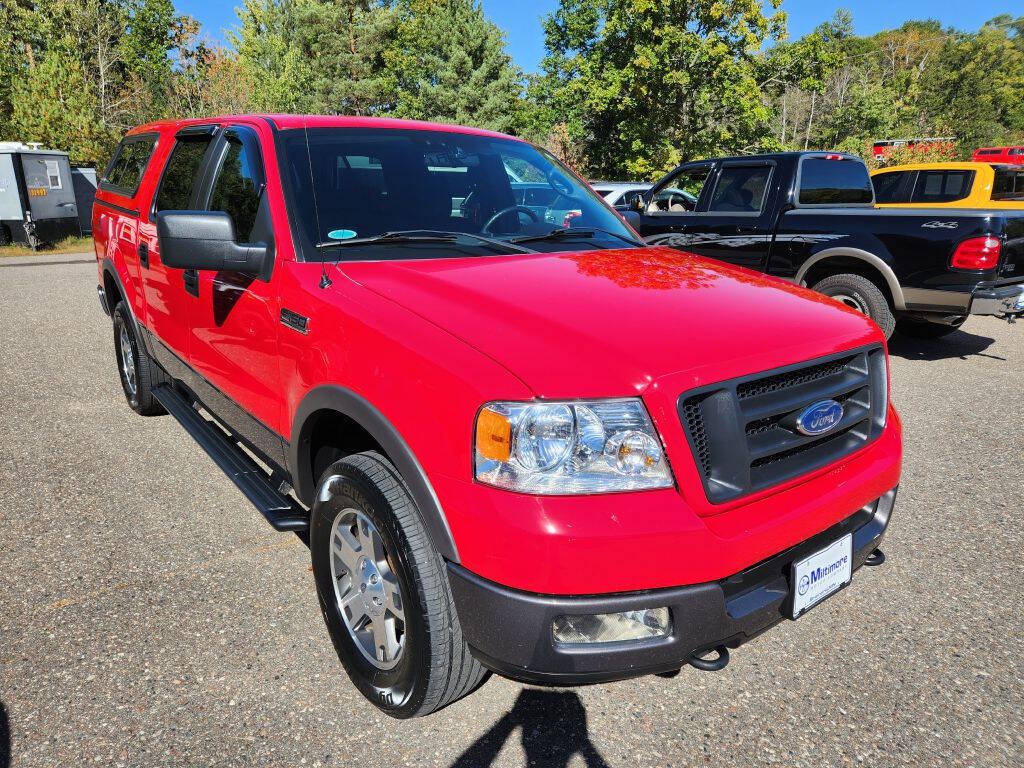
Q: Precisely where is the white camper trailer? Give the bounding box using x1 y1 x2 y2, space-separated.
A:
0 142 81 248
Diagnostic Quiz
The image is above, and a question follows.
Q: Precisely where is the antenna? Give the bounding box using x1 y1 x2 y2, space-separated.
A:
303 117 331 289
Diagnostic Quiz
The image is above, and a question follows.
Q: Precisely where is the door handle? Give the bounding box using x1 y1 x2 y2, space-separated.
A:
183 269 199 297
138 241 149 269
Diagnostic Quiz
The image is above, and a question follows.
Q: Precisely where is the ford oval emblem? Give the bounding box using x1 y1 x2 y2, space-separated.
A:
795 400 844 436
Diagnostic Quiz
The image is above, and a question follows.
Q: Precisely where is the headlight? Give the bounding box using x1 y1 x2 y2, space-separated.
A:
474 399 674 494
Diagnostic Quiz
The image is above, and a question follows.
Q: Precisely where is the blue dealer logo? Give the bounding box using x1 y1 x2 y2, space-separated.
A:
795 399 844 436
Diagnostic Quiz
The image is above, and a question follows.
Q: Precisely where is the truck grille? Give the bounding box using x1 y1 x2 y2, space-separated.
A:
677 346 887 504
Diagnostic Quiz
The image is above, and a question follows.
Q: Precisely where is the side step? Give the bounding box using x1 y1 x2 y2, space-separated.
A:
152 385 309 532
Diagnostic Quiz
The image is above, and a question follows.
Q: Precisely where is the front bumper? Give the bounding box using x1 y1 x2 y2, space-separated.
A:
970 284 1024 317
449 487 896 685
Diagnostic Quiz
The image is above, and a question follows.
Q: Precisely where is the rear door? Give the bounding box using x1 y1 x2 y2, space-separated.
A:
143 125 218 365
95 133 158 324
186 123 284 456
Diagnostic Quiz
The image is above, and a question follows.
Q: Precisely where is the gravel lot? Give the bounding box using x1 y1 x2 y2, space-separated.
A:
1 253 1021 768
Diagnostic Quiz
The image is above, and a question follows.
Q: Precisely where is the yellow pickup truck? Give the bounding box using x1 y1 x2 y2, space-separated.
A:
871 162 1024 209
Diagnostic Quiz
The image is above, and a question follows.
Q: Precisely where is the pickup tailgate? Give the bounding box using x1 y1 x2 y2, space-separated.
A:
998 215 1024 281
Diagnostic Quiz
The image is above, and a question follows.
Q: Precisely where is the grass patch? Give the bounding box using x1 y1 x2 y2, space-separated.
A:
0 235 94 258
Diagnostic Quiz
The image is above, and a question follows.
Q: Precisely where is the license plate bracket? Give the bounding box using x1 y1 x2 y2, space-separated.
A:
790 533 853 619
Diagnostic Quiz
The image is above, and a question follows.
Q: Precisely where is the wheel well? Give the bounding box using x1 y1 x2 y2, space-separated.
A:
801 256 895 309
302 408 388 492
103 269 124 311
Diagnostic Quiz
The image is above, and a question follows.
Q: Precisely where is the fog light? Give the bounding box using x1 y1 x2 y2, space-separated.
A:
552 608 671 644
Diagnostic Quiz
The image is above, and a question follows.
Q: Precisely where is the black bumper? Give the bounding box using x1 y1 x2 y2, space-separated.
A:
448 488 896 685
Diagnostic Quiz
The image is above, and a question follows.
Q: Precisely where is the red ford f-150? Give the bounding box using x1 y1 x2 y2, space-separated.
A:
93 115 901 718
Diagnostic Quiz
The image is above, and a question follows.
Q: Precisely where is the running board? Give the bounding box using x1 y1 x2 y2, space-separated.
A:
152 385 309 532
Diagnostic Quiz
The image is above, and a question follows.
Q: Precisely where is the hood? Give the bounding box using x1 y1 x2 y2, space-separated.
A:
339 247 882 398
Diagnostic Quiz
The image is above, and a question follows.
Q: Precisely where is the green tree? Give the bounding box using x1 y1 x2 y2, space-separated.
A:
383 0 530 134
537 0 787 179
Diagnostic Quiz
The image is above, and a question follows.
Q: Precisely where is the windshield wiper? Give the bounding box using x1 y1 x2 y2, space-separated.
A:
317 229 533 254
509 227 641 246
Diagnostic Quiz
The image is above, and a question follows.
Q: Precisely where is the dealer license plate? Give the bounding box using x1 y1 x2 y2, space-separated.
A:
791 533 853 619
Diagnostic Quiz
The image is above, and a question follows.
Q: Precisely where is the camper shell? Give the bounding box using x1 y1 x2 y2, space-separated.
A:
0 142 81 247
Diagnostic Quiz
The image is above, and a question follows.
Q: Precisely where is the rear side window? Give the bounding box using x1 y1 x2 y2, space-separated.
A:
993 170 1024 200
155 135 214 211
207 135 263 242
798 158 873 205
709 165 772 212
101 136 156 196
912 170 973 203
872 171 909 203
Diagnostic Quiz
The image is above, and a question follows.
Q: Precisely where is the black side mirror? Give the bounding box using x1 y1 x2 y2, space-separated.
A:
630 194 646 213
155 211 269 276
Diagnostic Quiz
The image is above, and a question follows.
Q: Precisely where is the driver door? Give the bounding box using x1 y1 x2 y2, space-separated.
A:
632 162 714 248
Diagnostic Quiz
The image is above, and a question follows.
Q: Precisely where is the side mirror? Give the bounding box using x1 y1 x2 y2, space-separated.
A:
155 211 268 275
629 193 646 213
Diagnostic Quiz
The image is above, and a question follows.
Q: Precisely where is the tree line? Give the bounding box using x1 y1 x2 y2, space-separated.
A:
1 0 1022 179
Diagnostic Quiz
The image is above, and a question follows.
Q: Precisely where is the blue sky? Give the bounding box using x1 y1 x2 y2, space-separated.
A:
177 0 1022 73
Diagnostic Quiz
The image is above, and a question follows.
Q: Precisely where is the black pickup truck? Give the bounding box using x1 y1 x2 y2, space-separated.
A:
621 151 1024 338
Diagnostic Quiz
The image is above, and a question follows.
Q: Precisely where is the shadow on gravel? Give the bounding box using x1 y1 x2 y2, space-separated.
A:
1 700 10 768
450 689 609 768
887 329 1003 362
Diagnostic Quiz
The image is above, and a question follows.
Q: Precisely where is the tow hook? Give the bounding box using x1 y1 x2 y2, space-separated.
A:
687 645 730 672
864 548 886 567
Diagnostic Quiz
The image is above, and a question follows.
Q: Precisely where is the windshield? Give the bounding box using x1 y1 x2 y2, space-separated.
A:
280 127 639 260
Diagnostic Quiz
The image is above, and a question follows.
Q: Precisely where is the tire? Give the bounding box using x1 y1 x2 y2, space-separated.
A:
811 273 896 339
112 302 165 416
310 451 486 718
894 316 966 339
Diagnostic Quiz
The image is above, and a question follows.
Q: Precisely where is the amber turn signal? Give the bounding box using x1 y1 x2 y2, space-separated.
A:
475 407 511 462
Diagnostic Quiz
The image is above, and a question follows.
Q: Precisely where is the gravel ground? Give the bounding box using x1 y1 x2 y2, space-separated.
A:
1 254 1021 768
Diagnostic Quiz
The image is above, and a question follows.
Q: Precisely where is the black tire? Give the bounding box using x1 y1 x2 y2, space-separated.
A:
811 273 896 339
112 302 165 416
310 451 486 718
0 224 10 246
894 316 966 339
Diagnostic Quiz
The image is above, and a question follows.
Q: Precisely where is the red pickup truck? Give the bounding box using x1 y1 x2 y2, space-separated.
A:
93 115 901 717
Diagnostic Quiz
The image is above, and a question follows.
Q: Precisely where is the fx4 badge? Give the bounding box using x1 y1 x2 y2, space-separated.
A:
922 220 959 229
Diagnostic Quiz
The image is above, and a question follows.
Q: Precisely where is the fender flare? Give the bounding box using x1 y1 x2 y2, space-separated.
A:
101 257 145 335
290 385 459 562
794 247 906 310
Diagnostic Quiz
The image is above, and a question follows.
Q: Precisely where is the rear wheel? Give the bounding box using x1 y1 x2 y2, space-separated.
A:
310 451 486 718
112 302 164 416
811 273 896 339
895 316 966 339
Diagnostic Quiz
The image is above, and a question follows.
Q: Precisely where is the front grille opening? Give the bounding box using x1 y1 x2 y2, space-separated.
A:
736 354 856 400
750 421 867 469
682 395 712 476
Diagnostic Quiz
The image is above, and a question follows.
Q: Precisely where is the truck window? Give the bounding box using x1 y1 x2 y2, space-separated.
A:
911 171 973 204
101 136 156 196
871 171 909 203
155 135 214 211
207 136 263 242
708 165 771 213
797 158 873 205
992 170 1024 200
649 166 710 213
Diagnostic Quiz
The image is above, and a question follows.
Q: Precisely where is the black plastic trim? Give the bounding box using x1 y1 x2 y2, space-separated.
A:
94 199 140 218
448 487 895 685
290 385 459 562
152 384 308 532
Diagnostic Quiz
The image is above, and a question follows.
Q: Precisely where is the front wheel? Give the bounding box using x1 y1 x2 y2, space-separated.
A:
895 316 966 339
811 273 896 339
310 451 486 718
